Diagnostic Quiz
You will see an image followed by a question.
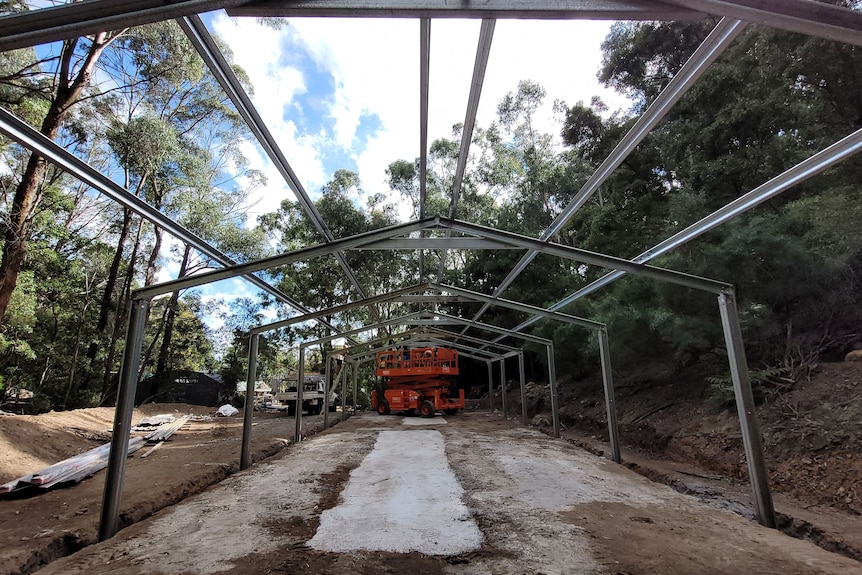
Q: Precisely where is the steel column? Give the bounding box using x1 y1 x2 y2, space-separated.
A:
500 360 507 419
352 362 358 416
341 361 348 421
598 329 621 463
548 344 560 438
99 297 148 541
240 333 259 470
486 361 494 413
519 352 527 425
295 346 305 443
718 290 776 528
323 353 332 429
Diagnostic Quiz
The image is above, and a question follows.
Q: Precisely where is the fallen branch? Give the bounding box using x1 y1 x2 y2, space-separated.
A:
632 403 674 424
676 469 725 481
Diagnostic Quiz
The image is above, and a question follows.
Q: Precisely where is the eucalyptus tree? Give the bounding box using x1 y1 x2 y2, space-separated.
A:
97 21 265 402
563 8 862 373
0 6 128 325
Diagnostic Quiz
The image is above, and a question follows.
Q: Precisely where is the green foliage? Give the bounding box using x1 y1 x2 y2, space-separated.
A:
707 366 794 409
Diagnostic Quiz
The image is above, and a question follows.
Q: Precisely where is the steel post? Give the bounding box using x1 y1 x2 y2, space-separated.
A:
598 329 621 463
718 290 776 528
295 346 305 443
548 344 560 438
323 353 331 429
486 361 494 413
99 297 148 541
500 360 507 419
341 361 348 421
240 333 259 470
519 352 527 425
352 362 358 415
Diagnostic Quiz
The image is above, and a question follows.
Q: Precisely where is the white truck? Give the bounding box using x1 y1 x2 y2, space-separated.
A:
275 375 337 416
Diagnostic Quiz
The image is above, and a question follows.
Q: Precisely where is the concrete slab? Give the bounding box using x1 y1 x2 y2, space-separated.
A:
308 429 481 554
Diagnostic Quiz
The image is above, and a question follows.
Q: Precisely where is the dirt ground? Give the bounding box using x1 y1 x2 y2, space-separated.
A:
0 362 860 574
513 361 862 516
0 404 338 575
18 413 862 575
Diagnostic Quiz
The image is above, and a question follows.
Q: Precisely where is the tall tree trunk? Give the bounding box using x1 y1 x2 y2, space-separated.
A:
100 215 145 403
98 206 133 331
0 33 116 324
156 244 191 375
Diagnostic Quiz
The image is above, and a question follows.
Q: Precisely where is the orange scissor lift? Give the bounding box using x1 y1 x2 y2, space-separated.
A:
372 346 465 417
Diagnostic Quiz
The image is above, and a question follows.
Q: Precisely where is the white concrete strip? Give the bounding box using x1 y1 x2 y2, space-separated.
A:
402 417 447 426
309 429 482 554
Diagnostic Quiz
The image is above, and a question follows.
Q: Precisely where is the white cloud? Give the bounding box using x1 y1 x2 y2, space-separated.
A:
210 15 329 224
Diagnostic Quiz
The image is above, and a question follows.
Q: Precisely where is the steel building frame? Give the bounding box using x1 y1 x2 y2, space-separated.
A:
1 0 859 539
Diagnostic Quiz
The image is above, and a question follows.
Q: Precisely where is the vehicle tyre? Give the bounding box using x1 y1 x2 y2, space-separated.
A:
287 404 296 416
377 400 391 415
443 408 458 415
419 400 435 418
310 405 321 416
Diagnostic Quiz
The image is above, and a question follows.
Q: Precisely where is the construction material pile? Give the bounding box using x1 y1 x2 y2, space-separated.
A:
144 416 189 443
1 437 145 496
1 414 190 497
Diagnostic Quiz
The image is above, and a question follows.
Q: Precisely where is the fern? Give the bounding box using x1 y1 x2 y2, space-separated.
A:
708 366 794 409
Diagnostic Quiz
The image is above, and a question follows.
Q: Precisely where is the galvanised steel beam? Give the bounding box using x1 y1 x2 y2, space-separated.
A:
432 221 731 294
718 289 776 528
547 343 560 437
486 360 494 414
598 329 620 463
418 17 430 281
229 0 703 20
249 283 429 334
429 282 605 331
505 126 862 336
663 0 862 47
0 0 244 52
228 0 862 46
99 298 147 541
389 295 476 303
344 333 507 363
518 352 527 424
295 346 306 442
180 16 378 321
343 325 513 359
437 18 496 280
468 18 745 322
0 107 349 337
286 311 429 349
240 332 259 469
427 311 553 346
368 237 519 250
336 326 497 358
133 219 441 299
417 327 521 355
500 360 507 418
